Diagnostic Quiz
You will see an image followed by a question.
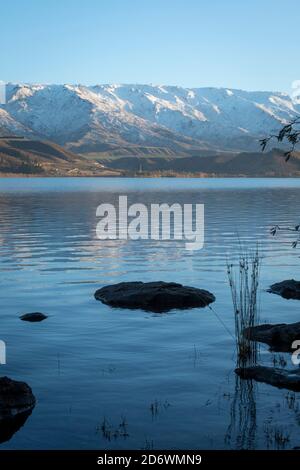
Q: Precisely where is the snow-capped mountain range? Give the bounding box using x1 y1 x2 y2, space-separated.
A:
1 83 299 154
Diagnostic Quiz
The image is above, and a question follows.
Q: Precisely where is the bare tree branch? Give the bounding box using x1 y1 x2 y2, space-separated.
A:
260 116 300 161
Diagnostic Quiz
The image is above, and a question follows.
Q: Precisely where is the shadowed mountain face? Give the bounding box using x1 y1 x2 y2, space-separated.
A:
0 83 299 155
0 137 119 176
1 137 300 177
100 149 300 177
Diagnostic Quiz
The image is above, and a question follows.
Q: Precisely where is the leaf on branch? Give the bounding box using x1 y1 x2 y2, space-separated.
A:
284 151 292 162
288 133 299 145
260 138 268 152
278 125 292 141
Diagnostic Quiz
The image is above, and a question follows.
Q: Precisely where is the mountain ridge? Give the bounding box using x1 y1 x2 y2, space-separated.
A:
1 83 299 156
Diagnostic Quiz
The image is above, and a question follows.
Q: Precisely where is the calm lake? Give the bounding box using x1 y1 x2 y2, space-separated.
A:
1 177 300 450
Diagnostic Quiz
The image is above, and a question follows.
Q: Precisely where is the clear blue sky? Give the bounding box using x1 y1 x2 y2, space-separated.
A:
1 0 299 92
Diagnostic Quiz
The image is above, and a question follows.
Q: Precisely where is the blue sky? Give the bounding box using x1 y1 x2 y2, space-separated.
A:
1 0 299 92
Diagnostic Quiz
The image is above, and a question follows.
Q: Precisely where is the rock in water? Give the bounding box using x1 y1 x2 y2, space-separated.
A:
268 279 300 300
20 312 48 322
94 281 215 313
236 366 300 391
0 410 33 444
0 376 36 419
244 321 300 352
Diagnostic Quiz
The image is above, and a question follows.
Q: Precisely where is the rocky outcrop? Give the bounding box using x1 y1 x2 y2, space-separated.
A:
268 279 300 300
94 281 215 313
20 312 48 322
0 410 33 444
0 376 35 419
0 377 35 444
244 322 300 352
236 366 300 391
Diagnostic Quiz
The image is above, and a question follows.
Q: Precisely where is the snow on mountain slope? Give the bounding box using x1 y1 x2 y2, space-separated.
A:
0 83 299 154
3 83 206 153
0 108 33 137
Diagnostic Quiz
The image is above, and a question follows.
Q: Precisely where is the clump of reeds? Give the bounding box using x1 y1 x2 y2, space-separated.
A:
227 249 260 367
264 423 290 450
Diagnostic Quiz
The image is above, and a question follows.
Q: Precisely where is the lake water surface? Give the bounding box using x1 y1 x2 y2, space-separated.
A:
1 177 300 450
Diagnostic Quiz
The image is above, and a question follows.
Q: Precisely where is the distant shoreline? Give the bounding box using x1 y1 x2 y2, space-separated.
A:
1 173 300 179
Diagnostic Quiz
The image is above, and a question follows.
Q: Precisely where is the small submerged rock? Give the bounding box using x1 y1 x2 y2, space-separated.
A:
0 376 36 419
236 366 300 391
244 321 300 352
94 281 215 313
20 312 48 322
268 279 300 300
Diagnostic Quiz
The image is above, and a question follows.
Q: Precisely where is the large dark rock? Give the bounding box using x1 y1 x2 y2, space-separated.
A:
236 366 300 391
268 279 300 300
0 410 33 444
94 281 215 313
20 312 48 322
244 322 300 352
0 376 35 419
